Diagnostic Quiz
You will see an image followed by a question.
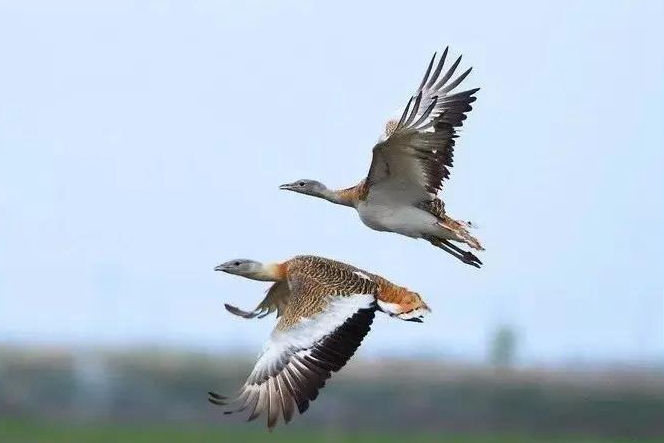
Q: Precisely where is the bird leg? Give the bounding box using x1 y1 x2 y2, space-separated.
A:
441 239 483 267
426 236 481 268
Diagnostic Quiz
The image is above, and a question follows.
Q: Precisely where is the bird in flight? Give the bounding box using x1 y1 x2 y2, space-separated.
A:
280 48 483 267
208 255 430 430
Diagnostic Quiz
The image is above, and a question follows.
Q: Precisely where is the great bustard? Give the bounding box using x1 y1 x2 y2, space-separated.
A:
280 48 483 268
209 255 430 430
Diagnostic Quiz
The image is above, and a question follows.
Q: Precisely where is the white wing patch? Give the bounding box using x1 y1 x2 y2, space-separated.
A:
353 271 373 282
209 293 376 430
377 299 430 322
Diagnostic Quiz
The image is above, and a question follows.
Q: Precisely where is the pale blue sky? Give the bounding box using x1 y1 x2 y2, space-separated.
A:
0 1 662 364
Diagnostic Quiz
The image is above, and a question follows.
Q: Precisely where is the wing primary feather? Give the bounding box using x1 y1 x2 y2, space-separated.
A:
417 52 436 92
208 396 226 406
426 46 448 88
224 303 260 319
267 378 281 430
396 95 413 129
276 374 296 424
294 355 329 379
208 391 226 400
223 388 257 415
247 386 268 422
416 119 437 131
440 67 473 94
444 87 480 101
434 54 462 90
404 91 423 127
284 366 311 412
411 96 438 128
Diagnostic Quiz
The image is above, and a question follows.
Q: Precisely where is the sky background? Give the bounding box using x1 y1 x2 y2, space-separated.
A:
0 0 662 365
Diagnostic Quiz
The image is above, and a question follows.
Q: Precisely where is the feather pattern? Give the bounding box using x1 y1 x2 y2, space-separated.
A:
367 47 479 201
209 255 430 429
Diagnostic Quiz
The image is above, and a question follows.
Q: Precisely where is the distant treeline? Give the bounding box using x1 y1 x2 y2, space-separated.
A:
0 346 662 439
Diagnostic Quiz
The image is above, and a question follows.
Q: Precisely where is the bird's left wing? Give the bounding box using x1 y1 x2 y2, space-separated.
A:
209 264 377 430
366 48 479 203
224 281 291 319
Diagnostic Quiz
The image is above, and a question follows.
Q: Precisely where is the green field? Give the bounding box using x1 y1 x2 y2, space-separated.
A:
1 420 658 443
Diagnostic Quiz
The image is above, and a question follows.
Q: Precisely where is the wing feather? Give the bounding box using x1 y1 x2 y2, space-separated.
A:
367 48 479 202
276 374 296 423
210 264 378 430
224 281 291 320
267 378 281 430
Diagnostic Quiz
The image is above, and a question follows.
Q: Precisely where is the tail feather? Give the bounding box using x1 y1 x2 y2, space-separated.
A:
439 216 484 251
418 198 483 251
376 284 431 322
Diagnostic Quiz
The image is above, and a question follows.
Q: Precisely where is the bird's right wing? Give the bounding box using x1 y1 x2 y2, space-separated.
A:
366 48 478 203
224 281 291 319
210 261 377 430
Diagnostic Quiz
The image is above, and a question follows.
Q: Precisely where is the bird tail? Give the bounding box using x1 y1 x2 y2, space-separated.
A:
438 215 484 251
376 284 431 323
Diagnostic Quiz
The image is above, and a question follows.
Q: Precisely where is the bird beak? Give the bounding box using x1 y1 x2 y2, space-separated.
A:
279 183 295 191
214 264 228 272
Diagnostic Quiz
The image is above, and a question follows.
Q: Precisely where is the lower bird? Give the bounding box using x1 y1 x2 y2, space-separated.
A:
208 255 430 430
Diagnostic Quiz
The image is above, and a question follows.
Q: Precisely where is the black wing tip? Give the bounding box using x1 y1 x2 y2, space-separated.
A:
212 304 377 430
208 390 225 398
224 304 246 317
208 391 229 405
225 303 261 319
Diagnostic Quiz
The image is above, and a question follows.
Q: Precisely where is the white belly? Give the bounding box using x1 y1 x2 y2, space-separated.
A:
356 202 440 238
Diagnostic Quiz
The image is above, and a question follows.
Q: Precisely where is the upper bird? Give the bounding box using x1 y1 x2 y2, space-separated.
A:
280 48 483 267
209 255 430 430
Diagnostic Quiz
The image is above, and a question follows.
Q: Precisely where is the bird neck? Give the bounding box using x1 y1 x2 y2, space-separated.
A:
318 185 362 208
247 263 287 282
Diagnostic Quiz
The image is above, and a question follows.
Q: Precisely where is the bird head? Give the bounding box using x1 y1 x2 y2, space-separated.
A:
279 179 327 198
215 259 263 278
214 259 283 281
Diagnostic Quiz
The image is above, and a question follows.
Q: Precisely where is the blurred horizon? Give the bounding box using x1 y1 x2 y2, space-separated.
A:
2 344 663 440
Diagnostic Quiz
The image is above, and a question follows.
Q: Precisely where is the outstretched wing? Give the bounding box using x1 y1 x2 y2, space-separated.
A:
224 281 291 319
366 47 479 204
210 263 377 430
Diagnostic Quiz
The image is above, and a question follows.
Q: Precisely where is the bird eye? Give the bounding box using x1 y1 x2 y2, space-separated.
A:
234 261 240 266
298 181 305 186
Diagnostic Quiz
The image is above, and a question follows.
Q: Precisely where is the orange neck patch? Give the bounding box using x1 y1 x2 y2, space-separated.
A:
334 180 368 207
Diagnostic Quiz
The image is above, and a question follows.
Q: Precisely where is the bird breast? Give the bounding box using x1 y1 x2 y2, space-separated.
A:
356 201 439 238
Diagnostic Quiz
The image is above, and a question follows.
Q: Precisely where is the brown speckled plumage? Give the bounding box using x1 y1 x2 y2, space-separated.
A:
335 180 369 205
210 255 429 429
418 197 446 219
418 198 483 252
276 255 426 328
